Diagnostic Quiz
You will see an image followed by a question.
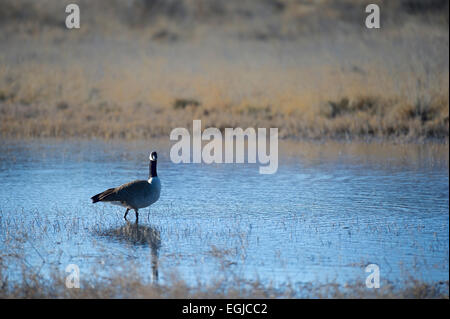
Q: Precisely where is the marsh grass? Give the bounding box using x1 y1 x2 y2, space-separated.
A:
0 205 448 299
0 0 448 140
0 256 448 299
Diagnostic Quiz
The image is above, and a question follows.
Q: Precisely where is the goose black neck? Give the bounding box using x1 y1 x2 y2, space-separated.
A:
149 160 157 178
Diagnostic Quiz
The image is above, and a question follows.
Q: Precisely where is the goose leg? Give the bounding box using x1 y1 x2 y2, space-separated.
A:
134 209 139 222
124 208 130 220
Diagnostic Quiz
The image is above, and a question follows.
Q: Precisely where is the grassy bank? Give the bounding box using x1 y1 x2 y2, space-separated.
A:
1 93 448 140
0 0 448 140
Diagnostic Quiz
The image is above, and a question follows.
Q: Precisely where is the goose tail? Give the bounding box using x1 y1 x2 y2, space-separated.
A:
91 188 115 203
91 193 102 203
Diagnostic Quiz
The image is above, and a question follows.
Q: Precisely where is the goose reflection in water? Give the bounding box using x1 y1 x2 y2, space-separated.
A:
99 221 161 282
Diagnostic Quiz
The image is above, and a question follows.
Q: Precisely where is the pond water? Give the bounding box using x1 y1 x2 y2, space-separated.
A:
0 139 448 289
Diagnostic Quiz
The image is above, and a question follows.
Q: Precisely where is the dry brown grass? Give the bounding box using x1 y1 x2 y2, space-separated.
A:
0 261 447 299
0 0 448 140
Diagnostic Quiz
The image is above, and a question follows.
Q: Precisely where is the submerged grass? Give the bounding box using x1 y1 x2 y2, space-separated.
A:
0 259 448 299
0 205 448 299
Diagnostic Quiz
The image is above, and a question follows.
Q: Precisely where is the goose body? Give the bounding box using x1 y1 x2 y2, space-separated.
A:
91 151 161 221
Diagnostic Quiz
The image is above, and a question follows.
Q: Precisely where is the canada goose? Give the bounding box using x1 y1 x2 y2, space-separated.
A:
91 151 161 221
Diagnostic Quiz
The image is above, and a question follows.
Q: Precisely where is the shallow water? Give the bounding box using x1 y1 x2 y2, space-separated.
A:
0 139 448 289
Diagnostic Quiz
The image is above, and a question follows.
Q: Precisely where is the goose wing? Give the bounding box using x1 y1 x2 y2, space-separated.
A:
91 180 147 203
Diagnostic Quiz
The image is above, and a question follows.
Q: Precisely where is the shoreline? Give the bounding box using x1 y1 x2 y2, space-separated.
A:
1 134 448 145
